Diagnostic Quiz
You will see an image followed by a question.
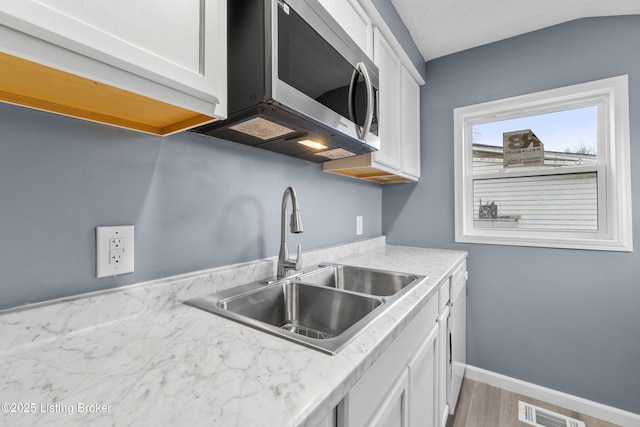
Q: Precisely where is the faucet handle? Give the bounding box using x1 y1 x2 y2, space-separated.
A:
280 244 303 276
294 244 302 271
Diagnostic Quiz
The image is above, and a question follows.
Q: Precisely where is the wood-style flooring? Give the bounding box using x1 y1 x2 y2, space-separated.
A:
446 379 622 427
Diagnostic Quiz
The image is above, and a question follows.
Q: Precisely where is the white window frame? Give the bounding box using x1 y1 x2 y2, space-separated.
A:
454 75 633 251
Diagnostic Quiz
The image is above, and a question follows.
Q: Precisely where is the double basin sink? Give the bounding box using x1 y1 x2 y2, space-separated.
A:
185 264 426 355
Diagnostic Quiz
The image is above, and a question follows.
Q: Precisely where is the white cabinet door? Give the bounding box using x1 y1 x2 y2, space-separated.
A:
373 28 401 171
314 407 337 427
342 296 438 427
448 265 467 414
368 368 410 427
0 0 225 114
399 65 421 179
316 0 372 57
408 323 439 427
437 306 451 427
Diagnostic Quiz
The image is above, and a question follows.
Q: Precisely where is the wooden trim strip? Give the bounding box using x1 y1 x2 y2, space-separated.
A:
0 51 215 135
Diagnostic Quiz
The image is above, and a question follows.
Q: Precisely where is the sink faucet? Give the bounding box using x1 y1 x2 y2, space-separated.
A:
277 186 303 279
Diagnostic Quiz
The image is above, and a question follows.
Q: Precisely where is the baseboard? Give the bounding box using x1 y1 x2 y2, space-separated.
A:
464 365 640 427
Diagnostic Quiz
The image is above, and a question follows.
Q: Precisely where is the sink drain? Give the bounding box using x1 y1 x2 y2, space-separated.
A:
281 323 333 339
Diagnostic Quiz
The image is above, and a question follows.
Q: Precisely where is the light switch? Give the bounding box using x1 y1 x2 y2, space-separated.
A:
96 226 134 278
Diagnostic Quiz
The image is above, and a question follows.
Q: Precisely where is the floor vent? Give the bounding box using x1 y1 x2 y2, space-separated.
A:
518 401 586 427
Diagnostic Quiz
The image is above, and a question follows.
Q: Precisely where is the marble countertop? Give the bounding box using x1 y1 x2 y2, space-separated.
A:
0 240 466 427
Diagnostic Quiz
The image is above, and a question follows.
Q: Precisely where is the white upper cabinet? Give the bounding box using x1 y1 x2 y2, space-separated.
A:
372 28 402 170
399 65 421 180
0 0 226 135
323 26 422 183
317 0 373 57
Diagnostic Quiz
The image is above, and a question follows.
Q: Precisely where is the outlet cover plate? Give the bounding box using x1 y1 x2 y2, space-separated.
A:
96 225 134 278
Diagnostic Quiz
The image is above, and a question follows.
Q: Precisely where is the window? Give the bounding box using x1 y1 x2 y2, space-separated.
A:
454 76 632 251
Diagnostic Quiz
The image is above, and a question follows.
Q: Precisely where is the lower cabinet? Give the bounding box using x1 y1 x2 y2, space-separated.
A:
315 409 338 427
408 324 439 426
447 264 467 415
339 295 439 427
368 368 410 427
436 305 451 427
335 260 467 427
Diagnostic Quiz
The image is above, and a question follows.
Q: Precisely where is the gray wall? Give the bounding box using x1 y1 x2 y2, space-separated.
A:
0 103 382 310
0 0 429 312
383 15 640 413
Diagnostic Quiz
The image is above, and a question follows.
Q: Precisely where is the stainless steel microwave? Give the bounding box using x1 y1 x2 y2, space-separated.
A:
193 0 380 163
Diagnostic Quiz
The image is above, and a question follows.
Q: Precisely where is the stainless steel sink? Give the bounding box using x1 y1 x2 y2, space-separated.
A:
296 263 419 297
186 280 385 355
185 264 426 355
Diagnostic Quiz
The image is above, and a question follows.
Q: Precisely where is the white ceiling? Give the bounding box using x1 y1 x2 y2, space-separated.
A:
391 0 640 61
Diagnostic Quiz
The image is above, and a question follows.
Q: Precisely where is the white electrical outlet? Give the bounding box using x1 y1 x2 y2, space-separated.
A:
96 226 134 278
109 238 123 250
356 216 363 235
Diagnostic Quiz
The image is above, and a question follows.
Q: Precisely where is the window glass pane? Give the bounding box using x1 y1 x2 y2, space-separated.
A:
472 106 597 172
473 172 598 231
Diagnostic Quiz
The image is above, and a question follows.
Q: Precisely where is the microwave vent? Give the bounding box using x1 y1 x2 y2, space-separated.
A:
315 148 356 160
228 117 295 140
